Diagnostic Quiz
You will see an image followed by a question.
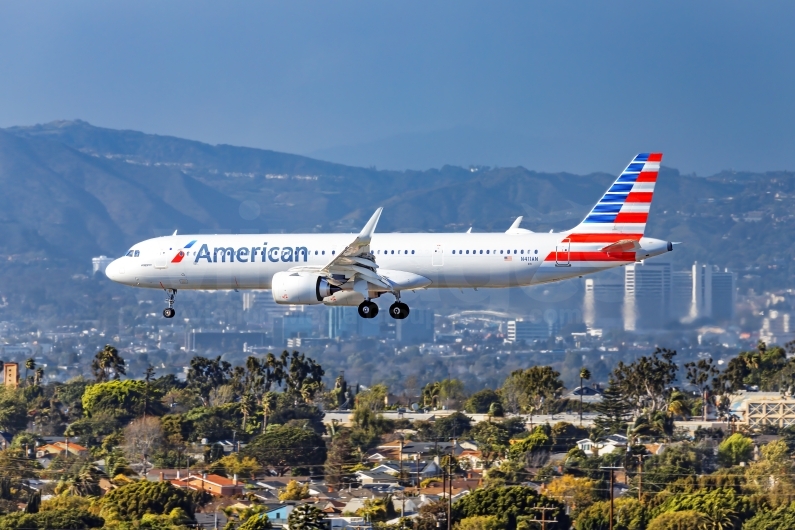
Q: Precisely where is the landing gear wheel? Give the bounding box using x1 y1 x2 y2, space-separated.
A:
358 301 379 319
163 288 177 319
389 302 410 320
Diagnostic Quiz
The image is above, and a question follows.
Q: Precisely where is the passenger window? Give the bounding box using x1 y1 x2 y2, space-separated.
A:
521 250 524 254
486 250 490 254
411 250 415 254
404 250 407 254
391 250 394 254
500 250 503 254
479 250 483 254
332 251 336 255
322 251 325 255
535 249 538 254
514 250 517 254
466 250 469 254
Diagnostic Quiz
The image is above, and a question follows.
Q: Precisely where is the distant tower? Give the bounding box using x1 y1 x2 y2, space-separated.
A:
624 260 672 331
671 270 694 321
2 363 19 388
711 267 736 322
691 262 713 320
584 278 624 332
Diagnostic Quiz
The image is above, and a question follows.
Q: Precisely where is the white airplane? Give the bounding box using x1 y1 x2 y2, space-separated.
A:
105 153 672 320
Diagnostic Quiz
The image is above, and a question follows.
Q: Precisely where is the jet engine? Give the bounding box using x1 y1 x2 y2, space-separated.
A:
271 271 342 305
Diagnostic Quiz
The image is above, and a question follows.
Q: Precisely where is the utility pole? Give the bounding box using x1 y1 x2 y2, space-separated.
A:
600 466 624 530
526 506 557 530
447 458 452 530
633 455 645 502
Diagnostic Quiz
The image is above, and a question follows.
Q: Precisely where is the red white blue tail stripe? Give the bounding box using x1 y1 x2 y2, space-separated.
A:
576 152 661 236
536 153 662 276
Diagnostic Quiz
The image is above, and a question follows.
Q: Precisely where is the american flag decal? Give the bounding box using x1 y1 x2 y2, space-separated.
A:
504 256 512 262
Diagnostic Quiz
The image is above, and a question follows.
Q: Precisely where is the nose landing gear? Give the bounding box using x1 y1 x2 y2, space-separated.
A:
163 288 177 318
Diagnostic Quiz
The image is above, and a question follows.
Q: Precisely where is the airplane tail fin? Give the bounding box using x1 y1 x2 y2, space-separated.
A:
570 153 662 240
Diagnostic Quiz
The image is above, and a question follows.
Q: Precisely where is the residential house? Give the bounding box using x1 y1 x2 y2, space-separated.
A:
36 441 89 459
576 434 628 457
176 473 245 497
355 471 400 486
563 385 604 404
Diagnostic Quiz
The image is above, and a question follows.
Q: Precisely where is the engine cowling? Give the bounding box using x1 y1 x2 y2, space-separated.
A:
271 271 342 305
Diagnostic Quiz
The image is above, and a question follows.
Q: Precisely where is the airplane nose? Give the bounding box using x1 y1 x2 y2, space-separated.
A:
105 259 124 282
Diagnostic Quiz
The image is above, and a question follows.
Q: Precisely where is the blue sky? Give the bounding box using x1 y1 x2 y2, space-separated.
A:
1 1 793 174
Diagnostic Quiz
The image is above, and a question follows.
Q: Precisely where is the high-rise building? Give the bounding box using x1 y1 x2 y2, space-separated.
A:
328 306 361 339
507 319 552 344
396 308 435 344
760 310 794 345
671 271 693 321
583 278 624 331
711 268 736 322
691 262 713 320
624 260 672 331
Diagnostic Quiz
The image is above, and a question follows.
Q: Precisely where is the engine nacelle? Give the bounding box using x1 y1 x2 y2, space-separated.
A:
271 271 342 305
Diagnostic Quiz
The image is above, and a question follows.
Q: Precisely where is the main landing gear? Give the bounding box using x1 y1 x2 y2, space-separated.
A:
357 298 410 320
358 300 379 319
163 288 177 319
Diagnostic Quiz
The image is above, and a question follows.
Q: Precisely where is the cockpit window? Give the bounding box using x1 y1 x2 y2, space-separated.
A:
125 250 134 257
134 250 140 257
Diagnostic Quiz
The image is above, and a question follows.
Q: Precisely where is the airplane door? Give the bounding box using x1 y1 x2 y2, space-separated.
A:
154 249 169 269
432 244 444 266
555 238 571 267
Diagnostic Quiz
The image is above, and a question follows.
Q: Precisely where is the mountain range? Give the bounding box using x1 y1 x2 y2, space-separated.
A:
1 120 793 295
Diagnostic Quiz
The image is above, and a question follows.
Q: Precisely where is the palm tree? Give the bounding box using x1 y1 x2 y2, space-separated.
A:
579 367 591 425
24 358 36 386
241 392 256 432
91 345 126 382
33 367 44 386
261 391 278 433
699 506 736 530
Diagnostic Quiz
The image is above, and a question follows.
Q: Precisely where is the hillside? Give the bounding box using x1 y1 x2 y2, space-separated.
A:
2 120 794 297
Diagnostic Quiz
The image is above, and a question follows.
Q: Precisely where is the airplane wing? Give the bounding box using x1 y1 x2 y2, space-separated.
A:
289 208 431 296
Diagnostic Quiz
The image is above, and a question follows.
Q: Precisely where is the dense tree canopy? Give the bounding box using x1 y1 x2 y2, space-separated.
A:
244 424 326 475
452 486 569 530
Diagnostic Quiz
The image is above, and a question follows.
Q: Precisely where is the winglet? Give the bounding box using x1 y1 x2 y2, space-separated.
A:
355 208 383 245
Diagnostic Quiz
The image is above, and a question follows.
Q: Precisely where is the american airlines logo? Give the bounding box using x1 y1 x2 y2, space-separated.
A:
185 243 309 264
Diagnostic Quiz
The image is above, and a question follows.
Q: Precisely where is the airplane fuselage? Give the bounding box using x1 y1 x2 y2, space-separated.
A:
106 231 670 291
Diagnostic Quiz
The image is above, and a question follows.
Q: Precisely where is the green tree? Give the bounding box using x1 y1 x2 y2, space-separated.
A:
278 480 309 501
186 355 232 405
238 513 273 530
287 504 326 530
651 488 752 529
574 498 645 530
464 389 501 414
91 345 126 382
744 501 795 530
355 383 388 412
244 424 326 475
717 433 753 467
0 387 29 434
99 480 196 522
593 380 632 435
24 490 40 514
434 411 472 439
325 430 356 489
500 366 564 420
81 379 164 423
452 486 569 530
0 508 104 530
280 351 325 403
646 511 704 530
611 348 677 415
